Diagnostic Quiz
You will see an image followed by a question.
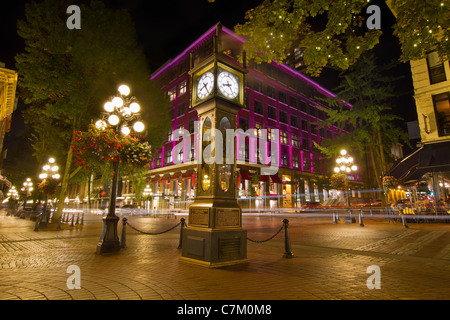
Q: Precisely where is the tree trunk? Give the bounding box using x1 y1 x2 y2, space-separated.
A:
52 143 74 223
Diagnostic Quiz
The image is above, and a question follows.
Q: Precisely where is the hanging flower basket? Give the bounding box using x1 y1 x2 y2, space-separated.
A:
71 124 151 174
330 173 347 190
382 176 399 191
38 178 60 196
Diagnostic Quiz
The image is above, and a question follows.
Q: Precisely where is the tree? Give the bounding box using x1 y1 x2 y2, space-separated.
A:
221 0 449 76
315 53 409 193
15 0 171 223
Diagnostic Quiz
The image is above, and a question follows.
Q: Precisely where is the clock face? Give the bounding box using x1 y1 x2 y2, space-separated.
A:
218 71 239 99
197 71 214 99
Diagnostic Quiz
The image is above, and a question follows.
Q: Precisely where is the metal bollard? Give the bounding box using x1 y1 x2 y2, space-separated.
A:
359 212 364 227
282 219 294 259
177 218 186 249
57 215 62 230
80 213 84 225
71 214 75 227
401 213 409 228
120 218 127 248
76 213 80 224
333 211 338 224
34 214 41 231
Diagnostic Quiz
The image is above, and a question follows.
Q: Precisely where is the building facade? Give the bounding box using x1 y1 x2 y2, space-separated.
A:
0 62 18 194
134 24 363 211
386 4 450 205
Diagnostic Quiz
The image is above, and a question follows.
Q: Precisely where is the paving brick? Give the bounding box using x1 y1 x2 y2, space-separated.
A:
0 211 450 300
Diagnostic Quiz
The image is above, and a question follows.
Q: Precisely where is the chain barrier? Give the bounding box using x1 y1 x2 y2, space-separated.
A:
124 218 184 235
247 223 284 243
247 219 294 258
120 217 187 249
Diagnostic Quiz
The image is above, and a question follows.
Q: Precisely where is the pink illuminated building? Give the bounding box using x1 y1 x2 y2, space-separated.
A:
141 23 359 211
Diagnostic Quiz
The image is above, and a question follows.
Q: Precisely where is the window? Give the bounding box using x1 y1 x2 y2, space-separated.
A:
267 86 276 99
293 154 299 168
175 124 184 139
179 80 187 95
279 91 287 104
188 119 196 133
155 153 162 167
238 118 249 131
427 51 446 84
165 150 172 165
254 123 264 138
327 130 333 139
302 138 309 149
268 106 277 120
289 96 297 109
254 100 264 115
168 87 176 101
303 158 310 171
433 92 450 136
190 142 196 160
176 148 183 163
292 135 300 147
177 102 185 117
299 101 307 112
238 143 249 160
254 79 263 93
290 115 298 128
280 131 288 144
167 129 173 142
301 120 308 132
281 153 289 167
311 124 317 135
279 111 288 124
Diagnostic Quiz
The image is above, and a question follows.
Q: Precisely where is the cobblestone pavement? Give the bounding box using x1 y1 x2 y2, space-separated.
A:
0 210 449 301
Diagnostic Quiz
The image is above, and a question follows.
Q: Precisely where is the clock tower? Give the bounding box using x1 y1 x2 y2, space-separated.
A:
180 23 248 267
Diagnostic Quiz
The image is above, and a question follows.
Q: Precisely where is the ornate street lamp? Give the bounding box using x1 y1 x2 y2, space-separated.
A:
334 149 357 208
38 157 60 225
96 85 145 254
21 178 33 209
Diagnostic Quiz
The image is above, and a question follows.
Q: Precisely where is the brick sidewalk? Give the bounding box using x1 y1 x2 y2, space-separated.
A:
0 210 449 300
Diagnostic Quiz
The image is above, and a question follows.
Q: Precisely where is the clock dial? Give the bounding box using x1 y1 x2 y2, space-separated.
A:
197 71 214 99
218 71 239 99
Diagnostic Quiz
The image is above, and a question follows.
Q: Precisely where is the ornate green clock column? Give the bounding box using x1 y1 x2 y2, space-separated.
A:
180 29 248 267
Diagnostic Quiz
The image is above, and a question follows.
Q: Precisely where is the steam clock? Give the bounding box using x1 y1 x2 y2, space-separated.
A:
180 25 248 267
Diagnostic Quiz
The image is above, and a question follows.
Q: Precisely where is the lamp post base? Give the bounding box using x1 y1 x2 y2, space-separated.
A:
96 215 120 254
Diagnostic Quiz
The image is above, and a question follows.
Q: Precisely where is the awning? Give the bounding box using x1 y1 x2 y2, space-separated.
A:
151 176 160 183
387 141 450 184
259 175 269 183
270 174 282 184
170 171 182 181
160 174 171 183
418 141 450 172
182 169 196 179
387 147 423 183
240 170 252 180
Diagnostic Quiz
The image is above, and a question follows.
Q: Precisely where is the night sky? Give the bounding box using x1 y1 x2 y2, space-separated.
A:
0 0 417 182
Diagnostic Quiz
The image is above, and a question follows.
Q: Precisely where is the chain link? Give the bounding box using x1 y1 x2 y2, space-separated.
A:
125 219 182 235
247 222 285 243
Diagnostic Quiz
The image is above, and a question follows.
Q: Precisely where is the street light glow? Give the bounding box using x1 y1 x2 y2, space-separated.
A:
133 121 145 132
130 102 140 113
118 85 130 96
108 114 120 126
104 101 115 112
112 97 124 108
340 149 347 156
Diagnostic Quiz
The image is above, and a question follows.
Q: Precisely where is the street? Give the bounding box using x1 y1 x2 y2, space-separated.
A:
0 209 449 300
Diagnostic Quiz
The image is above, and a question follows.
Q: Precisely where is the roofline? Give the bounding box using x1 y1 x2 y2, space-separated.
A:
149 23 336 100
